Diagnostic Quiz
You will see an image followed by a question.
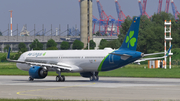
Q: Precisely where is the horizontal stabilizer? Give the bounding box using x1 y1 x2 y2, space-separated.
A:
135 56 167 63
135 45 172 63
144 52 164 56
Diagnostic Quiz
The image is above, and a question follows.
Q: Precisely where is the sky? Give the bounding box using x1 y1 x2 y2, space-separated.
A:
0 0 180 35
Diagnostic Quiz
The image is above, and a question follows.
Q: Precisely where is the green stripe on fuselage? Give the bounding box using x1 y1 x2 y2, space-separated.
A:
98 54 110 71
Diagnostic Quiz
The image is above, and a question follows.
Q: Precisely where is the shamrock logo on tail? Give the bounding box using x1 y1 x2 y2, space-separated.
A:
125 31 136 48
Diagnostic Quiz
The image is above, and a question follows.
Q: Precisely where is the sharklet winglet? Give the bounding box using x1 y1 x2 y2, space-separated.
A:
166 45 172 56
7 47 11 59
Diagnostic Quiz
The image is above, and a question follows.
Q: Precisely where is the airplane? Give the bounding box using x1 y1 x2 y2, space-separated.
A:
6 17 172 82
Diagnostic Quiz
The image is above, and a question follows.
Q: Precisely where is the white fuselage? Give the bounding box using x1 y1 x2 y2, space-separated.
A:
16 48 114 72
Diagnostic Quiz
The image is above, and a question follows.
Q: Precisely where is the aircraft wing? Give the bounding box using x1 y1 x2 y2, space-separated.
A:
7 58 73 71
135 45 172 63
6 48 80 71
26 62 73 71
6 58 26 63
25 61 83 71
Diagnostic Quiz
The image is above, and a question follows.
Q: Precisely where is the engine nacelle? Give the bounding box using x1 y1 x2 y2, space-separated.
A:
29 66 48 79
80 72 98 78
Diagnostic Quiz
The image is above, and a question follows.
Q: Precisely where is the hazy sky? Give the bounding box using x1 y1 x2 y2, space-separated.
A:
0 0 180 35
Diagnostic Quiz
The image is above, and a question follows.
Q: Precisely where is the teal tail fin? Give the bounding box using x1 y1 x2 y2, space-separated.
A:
119 17 140 51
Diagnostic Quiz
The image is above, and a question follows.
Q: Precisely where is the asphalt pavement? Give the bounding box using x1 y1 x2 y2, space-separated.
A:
0 76 180 100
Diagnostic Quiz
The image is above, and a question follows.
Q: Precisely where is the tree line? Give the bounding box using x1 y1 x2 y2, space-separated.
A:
16 39 85 53
1 38 97 61
98 12 180 54
4 38 96 54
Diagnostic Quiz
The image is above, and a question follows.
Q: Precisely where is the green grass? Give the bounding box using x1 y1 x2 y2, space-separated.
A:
0 48 180 77
1 62 180 78
0 52 17 58
99 65 180 78
0 99 95 101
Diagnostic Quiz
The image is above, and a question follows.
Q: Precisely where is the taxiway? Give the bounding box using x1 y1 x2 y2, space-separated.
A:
0 76 180 100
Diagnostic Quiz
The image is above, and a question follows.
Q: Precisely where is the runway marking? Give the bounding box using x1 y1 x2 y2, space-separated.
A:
16 83 96 97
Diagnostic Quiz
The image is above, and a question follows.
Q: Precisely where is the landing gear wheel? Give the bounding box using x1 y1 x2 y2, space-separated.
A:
56 76 61 82
56 69 65 82
29 77 34 81
56 75 65 82
61 75 65 82
90 76 99 81
90 72 99 81
95 76 99 81
90 76 94 81
90 76 98 81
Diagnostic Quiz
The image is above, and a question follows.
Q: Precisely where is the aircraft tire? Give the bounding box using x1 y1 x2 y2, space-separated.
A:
95 76 99 81
56 76 61 82
90 76 94 81
61 75 65 82
29 77 34 81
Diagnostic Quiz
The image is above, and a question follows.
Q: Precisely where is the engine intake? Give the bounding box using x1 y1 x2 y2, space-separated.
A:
29 66 48 79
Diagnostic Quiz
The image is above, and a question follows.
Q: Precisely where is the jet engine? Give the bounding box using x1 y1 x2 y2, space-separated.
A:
29 66 48 79
80 72 98 78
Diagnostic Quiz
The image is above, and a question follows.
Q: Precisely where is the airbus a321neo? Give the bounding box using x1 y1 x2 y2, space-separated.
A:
7 17 172 82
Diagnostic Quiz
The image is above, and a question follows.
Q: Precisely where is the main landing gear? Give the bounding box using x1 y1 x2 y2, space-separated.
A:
56 75 65 82
56 69 65 82
90 72 99 81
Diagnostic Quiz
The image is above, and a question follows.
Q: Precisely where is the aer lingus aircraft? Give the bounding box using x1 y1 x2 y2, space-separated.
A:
7 17 172 82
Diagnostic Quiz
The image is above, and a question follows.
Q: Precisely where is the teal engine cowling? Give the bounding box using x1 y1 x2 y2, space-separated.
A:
80 72 98 78
29 66 48 79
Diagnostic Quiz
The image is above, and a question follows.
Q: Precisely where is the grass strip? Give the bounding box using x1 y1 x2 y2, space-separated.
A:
1 62 180 78
0 99 98 101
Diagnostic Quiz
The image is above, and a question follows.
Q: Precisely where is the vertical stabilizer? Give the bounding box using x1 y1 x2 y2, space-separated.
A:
119 17 140 51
